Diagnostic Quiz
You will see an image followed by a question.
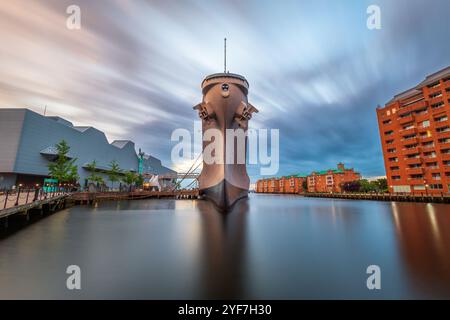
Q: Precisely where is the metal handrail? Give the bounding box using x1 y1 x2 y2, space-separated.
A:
2 188 68 210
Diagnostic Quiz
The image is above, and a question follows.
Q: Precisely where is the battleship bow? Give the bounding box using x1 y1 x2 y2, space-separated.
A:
194 72 258 212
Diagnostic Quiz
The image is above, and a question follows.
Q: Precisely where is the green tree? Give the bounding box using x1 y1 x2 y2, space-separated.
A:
86 160 104 189
47 140 78 183
359 179 376 193
135 174 144 188
375 178 388 193
341 180 362 193
108 160 121 190
302 179 308 192
122 171 138 192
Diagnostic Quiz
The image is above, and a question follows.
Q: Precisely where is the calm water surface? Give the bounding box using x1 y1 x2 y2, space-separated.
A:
1 194 450 299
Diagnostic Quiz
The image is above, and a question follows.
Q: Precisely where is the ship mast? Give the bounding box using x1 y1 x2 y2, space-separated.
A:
224 37 227 73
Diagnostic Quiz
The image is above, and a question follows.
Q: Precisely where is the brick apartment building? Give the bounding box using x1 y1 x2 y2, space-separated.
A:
256 175 307 194
256 164 359 194
307 163 361 193
376 66 450 194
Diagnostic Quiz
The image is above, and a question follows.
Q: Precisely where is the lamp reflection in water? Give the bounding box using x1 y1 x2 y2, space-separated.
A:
390 202 450 298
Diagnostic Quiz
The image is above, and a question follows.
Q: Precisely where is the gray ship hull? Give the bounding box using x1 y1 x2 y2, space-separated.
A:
194 73 258 212
201 180 248 211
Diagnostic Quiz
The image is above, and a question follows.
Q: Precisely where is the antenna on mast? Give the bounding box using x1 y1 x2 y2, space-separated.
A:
224 37 227 73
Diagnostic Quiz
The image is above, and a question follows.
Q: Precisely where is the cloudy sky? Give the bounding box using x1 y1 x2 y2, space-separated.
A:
0 0 449 181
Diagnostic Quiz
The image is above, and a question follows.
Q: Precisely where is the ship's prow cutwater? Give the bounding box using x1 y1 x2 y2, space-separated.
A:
194 72 258 211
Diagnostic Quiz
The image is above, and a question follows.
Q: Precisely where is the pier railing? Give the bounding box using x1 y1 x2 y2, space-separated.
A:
1 189 66 210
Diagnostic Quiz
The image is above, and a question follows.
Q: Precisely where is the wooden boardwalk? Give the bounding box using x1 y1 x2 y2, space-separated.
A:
302 192 450 203
69 190 200 204
254 191 450 203
0 193 68 228
0 189 200 229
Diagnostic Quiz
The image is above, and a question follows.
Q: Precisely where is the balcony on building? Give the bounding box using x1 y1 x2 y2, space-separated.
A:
431 101 446 114
384 130 394 137
444 160 450 169
390 166 400 173
402 136 419 146
423 151 437 161
381 119 393 129
402 146 420 156
404 157 422 165
427 169 442 178
427 84 443 97
408 100 428 112
434 115 448 123
387 147 397 154
398 113 415 125
419 135 434 143
436 126 450 139
406 167 424 175
421 142 435 150
431 173 442 181
400 127 417 137
388 157 399 163
439 140 450 149
408 174 424 181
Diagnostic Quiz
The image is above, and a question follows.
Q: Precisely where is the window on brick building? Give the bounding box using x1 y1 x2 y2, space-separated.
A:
421 120 430 128
436 126 450 133
429 92 442 99
432 173 441 180
435 115 448 122
431 101 444 109
427 82 440 89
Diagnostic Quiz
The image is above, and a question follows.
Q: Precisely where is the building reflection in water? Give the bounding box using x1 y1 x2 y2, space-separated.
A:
2 195 450 299
390 202 450 298
196 199 249 299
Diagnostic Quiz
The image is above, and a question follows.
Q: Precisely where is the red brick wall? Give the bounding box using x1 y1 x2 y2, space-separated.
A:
377 70 450 194
307 169 361 193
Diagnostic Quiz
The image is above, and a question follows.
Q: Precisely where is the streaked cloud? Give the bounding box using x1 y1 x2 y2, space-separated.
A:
0 0 449 180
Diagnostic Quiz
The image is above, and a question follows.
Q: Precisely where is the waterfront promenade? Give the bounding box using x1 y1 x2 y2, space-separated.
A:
70 190 200 203
254 191 450 204
0 189 200 227
302 192 450 203
1 189 66 211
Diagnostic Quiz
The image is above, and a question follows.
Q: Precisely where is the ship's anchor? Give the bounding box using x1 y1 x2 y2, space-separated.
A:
234 101 258 128
193 102 215 122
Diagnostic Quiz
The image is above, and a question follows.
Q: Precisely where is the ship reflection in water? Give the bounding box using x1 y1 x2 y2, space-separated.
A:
1 194 450 299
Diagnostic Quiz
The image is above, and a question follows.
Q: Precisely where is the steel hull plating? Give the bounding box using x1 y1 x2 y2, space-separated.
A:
194 73 257 211
202 180 248 211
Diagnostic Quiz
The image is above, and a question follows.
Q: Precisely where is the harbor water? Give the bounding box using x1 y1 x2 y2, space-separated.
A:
1 194 450 299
